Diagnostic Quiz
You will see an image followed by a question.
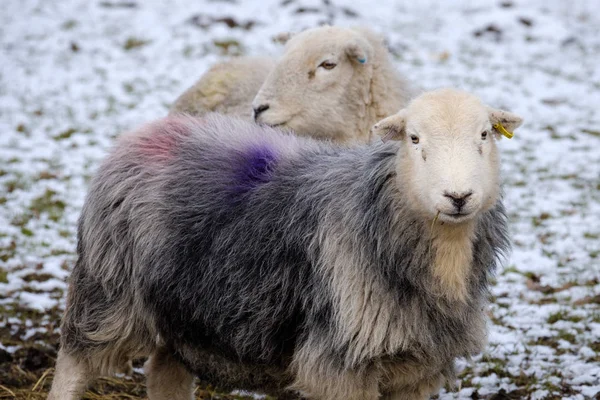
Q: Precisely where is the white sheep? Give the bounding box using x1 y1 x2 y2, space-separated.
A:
171 26 415 143
171 56 273 118
49 88 522 400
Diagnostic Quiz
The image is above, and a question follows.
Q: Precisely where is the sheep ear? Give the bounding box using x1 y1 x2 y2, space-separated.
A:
371 111 407 142
345 37 373 64
487 107 523 138
273 32 294 45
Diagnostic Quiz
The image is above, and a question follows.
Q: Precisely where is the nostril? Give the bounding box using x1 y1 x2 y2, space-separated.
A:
253 104 270 120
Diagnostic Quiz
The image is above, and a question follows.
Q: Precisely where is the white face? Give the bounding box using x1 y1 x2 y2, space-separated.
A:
372 90 522 224
402 109 499 224
252 27 372 140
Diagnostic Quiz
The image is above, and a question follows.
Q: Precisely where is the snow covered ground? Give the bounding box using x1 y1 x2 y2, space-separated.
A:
1 0 599 398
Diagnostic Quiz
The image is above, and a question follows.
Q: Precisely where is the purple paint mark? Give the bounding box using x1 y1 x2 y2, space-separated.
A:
231 144 278 195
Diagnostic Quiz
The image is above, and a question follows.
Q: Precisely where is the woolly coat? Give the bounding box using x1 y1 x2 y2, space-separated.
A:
61 114 509 398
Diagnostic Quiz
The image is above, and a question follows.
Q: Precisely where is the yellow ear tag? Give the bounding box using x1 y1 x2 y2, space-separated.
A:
493 123 514 139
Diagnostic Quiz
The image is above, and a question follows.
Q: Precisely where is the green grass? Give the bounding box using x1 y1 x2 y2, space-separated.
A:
547 310 584 324
53 128 78 140
29 189 66 222
123 37 150 51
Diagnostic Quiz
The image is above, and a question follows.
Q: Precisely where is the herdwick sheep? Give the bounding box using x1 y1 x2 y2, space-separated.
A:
49 88 522 400
171 25 414 143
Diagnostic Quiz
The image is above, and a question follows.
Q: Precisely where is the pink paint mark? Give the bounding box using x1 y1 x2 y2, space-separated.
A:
136 117 194 162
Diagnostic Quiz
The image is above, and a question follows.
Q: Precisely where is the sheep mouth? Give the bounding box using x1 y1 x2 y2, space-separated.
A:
261 112 298 130
439 211 474 223
256 120 287 129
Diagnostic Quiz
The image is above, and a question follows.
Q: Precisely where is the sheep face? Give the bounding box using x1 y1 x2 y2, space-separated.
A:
252 26 373 141
372 89 522 224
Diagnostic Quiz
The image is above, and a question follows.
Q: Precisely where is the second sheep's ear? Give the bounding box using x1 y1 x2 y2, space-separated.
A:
345 36 373 64
487 107 523 138
371 110 407 142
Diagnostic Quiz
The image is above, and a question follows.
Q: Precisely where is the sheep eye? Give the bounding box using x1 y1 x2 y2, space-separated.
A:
481 131 488 140
319 61 337 70
410 135 419 144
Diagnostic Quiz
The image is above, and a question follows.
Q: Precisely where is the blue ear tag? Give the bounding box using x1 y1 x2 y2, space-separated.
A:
358 57 366 64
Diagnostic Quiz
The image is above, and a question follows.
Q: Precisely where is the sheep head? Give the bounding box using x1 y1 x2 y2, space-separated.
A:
252 26 375 142
372 88 523 224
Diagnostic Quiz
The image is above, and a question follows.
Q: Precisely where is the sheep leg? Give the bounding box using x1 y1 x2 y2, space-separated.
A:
381 374 444 400
381 391 428 400
145 347 195 400
48 349 96 400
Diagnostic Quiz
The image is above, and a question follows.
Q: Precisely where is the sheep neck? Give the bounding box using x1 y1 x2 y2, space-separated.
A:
428 220 476 303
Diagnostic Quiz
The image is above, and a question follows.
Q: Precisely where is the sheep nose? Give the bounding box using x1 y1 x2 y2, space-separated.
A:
253 104 270 121
444 191 473 210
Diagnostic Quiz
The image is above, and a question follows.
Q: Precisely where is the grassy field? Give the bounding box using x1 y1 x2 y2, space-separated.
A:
1 0 599 398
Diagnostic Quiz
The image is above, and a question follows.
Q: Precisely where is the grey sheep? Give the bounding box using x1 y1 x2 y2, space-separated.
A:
49 88 523 400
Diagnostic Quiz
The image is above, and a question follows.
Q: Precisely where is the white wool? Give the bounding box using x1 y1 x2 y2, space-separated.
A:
171 26 415 143
171 56 274 120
